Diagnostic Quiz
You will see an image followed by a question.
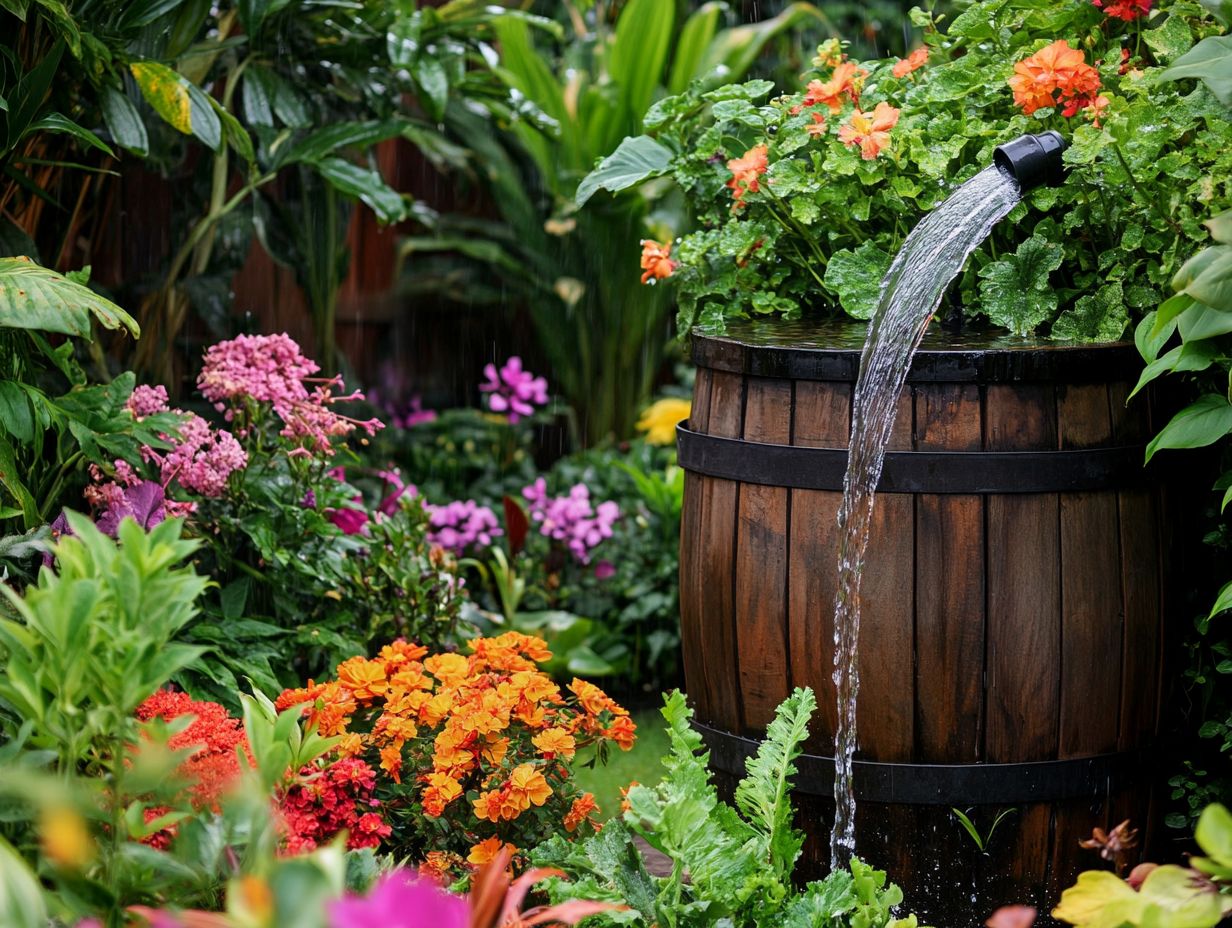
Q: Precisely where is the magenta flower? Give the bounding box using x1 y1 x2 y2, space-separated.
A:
479 356 548 423
522 480 620 564
377 470 417 516
424 500 502 554
328 507 370 536
95 481 167 535
127 384 170 418
594 559 616 580
159 414 247 498
328 870 467 928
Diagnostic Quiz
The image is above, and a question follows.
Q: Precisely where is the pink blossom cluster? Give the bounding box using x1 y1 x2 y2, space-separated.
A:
127 384 170 418
479 356 548 423
160 413 248 498
522 478 620 564
197 333 383 453
423 499 502 554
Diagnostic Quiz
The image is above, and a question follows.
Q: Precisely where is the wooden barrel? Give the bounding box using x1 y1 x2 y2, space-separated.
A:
677 319 1166 924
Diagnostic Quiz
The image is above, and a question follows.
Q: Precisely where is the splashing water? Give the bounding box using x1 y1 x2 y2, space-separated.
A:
829 165 1022 869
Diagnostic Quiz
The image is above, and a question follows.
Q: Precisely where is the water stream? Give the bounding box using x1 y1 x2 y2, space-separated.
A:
829 165 1023 868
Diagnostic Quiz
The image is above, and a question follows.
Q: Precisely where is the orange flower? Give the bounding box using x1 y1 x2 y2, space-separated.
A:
726 144 769 208
639 240 676 284
378 639 428 670
336 733 364 757
468 837 517 865
472 789 506 823
618 782 639 814
419 850 459 882
424 652 470 685
1008 40 1101 116
379 742 403 783
568 678 623 717
563 793 598 833
507 763 552 811
421 772 463 817
480 735 509 766
606 715 637 752
892 46 929 79
838 101 900 160
1087 94 1110 127
795 61 866 114
532 727 577 760
337 657 388 702
806 112 827 139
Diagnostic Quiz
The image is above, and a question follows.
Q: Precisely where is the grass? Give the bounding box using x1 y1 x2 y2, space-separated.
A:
573 707 670 820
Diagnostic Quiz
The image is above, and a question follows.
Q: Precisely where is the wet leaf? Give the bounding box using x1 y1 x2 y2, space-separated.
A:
823 240 892 321
978 235 1064 336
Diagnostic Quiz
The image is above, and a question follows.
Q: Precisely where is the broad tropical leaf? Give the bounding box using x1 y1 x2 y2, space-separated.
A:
0 257 138 338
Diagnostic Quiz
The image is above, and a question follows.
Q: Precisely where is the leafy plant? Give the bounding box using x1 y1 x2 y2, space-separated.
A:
951 807 1017 854
583 0 1230 343
533 687 920 928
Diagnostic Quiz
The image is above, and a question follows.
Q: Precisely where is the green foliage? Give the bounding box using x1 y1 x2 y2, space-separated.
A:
587 0 1231 343
533 688 918 928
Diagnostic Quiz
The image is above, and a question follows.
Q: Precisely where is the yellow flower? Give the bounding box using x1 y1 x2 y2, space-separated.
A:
636 397 691 445
468 836 517 865
532 727 577 760
39 805 94 869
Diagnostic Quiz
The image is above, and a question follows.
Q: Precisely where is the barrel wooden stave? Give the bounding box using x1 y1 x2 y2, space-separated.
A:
678 336 1163 923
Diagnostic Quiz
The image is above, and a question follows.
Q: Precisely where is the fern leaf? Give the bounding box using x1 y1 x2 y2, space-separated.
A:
734 686 815 878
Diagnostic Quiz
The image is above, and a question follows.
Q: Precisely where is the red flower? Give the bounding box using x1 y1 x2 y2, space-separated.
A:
1008 40 1102 118
1093 0 1152 20
639 239 676 284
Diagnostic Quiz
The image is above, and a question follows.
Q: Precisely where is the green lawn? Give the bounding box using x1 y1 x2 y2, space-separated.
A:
574 707 670 820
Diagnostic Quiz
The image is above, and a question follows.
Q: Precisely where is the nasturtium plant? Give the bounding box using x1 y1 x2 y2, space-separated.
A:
588 0 1232 342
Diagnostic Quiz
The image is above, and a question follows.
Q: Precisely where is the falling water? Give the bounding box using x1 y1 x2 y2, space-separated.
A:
829 165 1022 868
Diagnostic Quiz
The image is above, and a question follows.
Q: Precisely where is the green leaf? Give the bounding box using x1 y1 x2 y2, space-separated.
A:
607 0 675 141
1206 211 1232 245
312 158 407 225
668 1 725 95
1210 584 1232 618
411 55 449 123
978 235 1064 336
100 86 149 156
274 119 408 169
695 4 829 87
1143 14 1195 64
1051 281 1129 343
1161 34 1232 104
0 257 139 338
0 382 33 443
823 241 892 321
241 70 273 127
0 0 31 20
576 135 674 206
25 113 114 158
1146 393 1232 462
1174 246 1232 311
130 60 220 150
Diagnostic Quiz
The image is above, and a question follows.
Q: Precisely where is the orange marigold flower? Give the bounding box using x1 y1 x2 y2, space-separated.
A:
796 61 866 114
379 743 403 783
726 144 769 208
533 727 577 760
337 657 388 702
892 46 929 79
508 763 552 811
838 101 900 160
421 772 463 817
378 639 428 670
468 836 517 865
606 715 637 752
389 664 432 692
480 735 509 766
564 793 599 833
568 677 620 717
337 733 364 757
806 112 827 139
422 691 456 727
472 789 506 823
424 652 470 685
274 681 325 712
639 239 676 285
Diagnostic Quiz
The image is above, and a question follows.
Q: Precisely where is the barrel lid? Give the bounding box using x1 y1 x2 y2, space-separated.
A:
690 318 1140 384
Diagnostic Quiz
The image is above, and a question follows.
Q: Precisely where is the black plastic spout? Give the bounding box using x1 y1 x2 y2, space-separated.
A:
993 130 1068 192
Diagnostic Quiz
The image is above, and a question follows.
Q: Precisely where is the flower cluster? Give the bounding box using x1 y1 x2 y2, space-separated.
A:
424 499 502 554
838 101 901 161
479 357 548 423
279 757 392 855
1093 0 1151 20
275 634 631 877
892 46 928 79
726 144 769 209
198 333 383 453
1009 40 1105 120
135 690 251 849
159 413 248 498
522 479 620 564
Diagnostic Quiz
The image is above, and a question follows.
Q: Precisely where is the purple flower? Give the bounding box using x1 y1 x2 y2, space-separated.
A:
377 470 417 516
301 490 317 509
96 481 167 536
522 480 620 564
328 507 370 536
328 870 467 928
424 500 502 554
594 559 616 580
479 356 548 423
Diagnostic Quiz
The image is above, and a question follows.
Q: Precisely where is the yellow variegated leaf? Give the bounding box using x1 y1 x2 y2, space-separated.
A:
1052 870 1144 926
130 60 192 135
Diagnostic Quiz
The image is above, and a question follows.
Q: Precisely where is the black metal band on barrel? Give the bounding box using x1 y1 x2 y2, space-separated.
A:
677 425 1147 494
695 722 1143 805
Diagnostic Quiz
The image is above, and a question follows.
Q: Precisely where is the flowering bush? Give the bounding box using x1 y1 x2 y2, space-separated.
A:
583 0 1231 341
522 479 621 566
275 634 633 879
479 356 549 423
280 757 392 854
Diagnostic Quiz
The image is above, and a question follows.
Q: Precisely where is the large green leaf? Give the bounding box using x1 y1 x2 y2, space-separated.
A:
1174 245 1232 311
100 86 149 156
129 60 220 151
274 119 409 168
823 241 893 321
978 235 1064 336
668 1 725 95
0 257 138 338
695 3 829 86
1161 34 1232 104
1146 393 1232 462
607 0 675 142
576 135 674 206
24 112 114 158
312 158 407 225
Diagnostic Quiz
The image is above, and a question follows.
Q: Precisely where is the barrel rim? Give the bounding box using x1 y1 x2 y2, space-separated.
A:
691 327 1140 384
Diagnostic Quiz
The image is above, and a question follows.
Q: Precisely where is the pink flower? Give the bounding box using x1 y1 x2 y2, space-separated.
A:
522 480 620 564
594 559 616 580
328 871 467 928
377 470 416 516
480 357 548 423
328 507 370 536
127 384 170 418
424 500 502 554
159 414 247 498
